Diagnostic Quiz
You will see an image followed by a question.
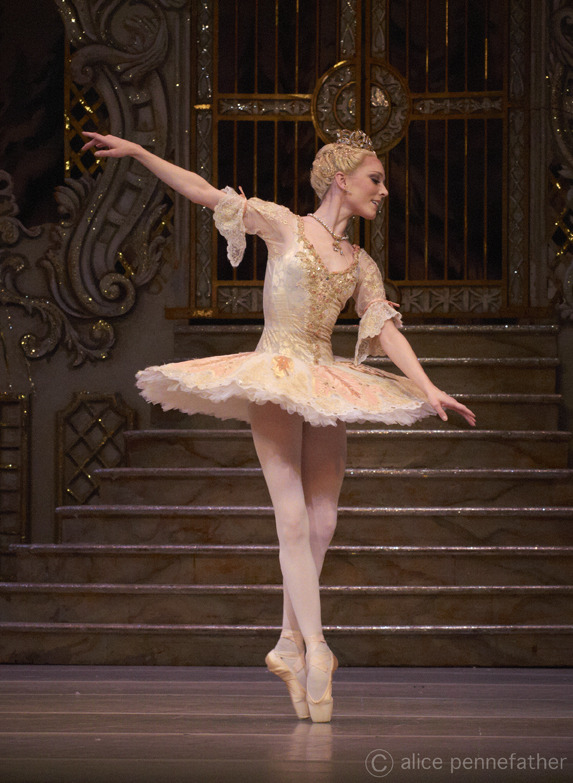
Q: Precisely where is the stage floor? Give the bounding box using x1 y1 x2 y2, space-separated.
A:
0 665 571 782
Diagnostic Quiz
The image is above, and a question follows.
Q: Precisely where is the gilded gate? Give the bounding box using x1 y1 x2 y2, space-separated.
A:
171 0 532 320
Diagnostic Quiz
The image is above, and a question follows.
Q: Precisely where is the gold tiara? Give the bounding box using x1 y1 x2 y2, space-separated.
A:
335 129 375 151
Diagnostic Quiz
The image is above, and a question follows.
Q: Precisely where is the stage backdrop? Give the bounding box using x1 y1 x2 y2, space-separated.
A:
0 0 572 545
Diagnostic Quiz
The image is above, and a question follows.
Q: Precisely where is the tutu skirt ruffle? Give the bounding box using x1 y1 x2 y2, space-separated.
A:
136 351 436 427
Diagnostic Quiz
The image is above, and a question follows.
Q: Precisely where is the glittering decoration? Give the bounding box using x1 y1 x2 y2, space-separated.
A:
335 129 375 151
218 98 311 116
0 173 113 365
64 40 108 179
340 0 357 57
369 62 411 153
295 217 359 364
550 3 573 168
0 254 114 365
312 62 356 143
548 1 573 320
1 0 182 366
57 392 135 506
312 62 411 154
195 112 213 308
196 0 212 101
194 0 214 310
10 0 180 364
0 281 36 393
548 166 573 318
413 97 504 115
0 393 30 543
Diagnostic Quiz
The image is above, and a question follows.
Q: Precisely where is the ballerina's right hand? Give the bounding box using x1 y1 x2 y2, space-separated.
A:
81 131 138 159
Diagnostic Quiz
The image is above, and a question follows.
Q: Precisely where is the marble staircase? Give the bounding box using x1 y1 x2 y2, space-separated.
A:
1 325 572 666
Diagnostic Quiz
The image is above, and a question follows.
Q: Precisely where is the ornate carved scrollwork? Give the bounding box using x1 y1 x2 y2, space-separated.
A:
0 0 180 365
0 173 42 247
548 0 573 318
0 172 112 365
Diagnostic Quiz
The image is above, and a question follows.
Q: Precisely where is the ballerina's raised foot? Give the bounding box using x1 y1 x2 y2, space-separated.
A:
265 629 309 719
305 635 338 723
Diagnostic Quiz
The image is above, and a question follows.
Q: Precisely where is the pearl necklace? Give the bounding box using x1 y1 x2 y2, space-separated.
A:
308 213 348 255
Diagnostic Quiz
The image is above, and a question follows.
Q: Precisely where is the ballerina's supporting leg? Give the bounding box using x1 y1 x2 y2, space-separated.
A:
281 419 347 631
250 402 344 721
250 402 319 718
250 402 322 640
301 419 345 722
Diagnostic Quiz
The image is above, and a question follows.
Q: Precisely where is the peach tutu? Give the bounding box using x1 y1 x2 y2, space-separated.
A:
136 189 436 427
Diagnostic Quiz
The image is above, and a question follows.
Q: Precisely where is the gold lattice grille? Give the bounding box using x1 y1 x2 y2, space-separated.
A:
64 42 109 179
57 393 135 506
0 393 30 542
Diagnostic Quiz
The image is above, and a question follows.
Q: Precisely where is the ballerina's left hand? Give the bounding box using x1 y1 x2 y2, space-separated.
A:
426 387 476 427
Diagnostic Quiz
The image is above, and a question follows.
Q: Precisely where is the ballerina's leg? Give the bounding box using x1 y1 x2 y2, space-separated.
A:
250 403 343 721
299 419 345 717
249 401 323 640
280 419 347 631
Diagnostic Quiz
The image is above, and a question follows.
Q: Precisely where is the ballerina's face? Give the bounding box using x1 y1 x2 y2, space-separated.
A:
343 154 388 219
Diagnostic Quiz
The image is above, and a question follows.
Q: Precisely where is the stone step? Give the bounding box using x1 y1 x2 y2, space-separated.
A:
125 429 571 469
174 324 559 360
1 583 571 626
368 357 558 394
3 544 572 586
150 393 562 430
1 622 571 666
93 467 573 507
55 505 573 547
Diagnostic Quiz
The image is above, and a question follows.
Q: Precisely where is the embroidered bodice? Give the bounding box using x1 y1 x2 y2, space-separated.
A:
213 187 401 366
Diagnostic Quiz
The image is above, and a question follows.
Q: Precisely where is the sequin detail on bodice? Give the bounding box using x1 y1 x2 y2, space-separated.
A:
256 217 359 365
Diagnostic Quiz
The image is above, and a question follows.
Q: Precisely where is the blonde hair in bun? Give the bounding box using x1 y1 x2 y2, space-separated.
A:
310 142 377 200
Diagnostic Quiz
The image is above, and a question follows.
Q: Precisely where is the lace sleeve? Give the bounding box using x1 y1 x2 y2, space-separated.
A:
212 187 247 267
213 187 293 267
353 251 402 364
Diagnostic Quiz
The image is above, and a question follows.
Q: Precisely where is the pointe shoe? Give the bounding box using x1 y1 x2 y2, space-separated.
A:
265 640 310 720
305 637 338 723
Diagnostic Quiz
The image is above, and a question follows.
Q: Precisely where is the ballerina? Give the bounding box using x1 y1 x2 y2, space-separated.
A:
82 128 476 722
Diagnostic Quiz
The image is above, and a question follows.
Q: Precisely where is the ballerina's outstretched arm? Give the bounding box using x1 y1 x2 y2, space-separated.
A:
378 319 477 427
81 131 224 210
